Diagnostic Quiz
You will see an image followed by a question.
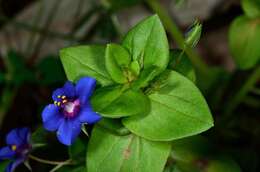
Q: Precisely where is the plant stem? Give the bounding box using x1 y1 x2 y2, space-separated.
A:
145 0 210 75
28 155 72 166
224 66 260 117
50 163 67 172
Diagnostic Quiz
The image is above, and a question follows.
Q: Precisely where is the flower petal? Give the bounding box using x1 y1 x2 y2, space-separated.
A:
42 104 63 131
56 120 81 146
6 128 30 146
62 81 76 98
0 147 15 159
75 77 96 104
5 158 24 172
52 81 76 101
78 105 101 124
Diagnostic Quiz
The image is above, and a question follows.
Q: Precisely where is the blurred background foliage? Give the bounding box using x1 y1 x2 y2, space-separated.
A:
0 0 259 171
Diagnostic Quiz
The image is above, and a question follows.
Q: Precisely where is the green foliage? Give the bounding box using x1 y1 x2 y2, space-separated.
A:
123 70 213 141
242 0 260 18
0 0 256 170
229 16 260 69
59 15 214 172
105 44 131 84
91 85 150 118
61 15 213 172
87 126 171 172
122 15 169 88
60 45 114 86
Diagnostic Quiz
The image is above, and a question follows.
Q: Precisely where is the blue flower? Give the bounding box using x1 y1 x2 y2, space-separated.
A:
42 77 101 146
0 128 31 172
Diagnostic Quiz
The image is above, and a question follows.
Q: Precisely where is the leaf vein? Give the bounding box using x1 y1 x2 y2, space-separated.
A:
150 98 211 125
63 52 111 81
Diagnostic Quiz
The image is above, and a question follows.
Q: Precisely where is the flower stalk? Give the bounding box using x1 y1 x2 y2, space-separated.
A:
28 155 72 166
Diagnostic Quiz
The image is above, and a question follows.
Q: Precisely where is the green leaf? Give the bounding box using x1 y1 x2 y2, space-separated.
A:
123 70 213 141
91 85 150 118
132 66 162 89
105 43 131 84
87 126 171 172
168 50 196 83
229 16 260 69
60 45 113 86
242 0 260 18
185 21 202 48
122 15 169 88
69 138 86 164
129 60 140 76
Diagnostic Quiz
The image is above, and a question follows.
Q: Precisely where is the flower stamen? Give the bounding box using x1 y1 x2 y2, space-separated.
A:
11 145 17 151
54 95 69 106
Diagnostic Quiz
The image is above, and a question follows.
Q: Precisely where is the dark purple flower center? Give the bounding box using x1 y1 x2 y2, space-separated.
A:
54 95 81 118
11 144 31 158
